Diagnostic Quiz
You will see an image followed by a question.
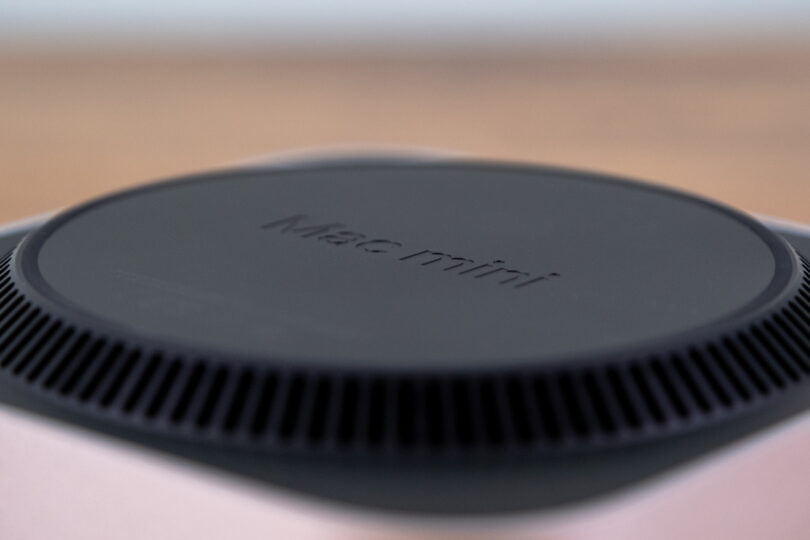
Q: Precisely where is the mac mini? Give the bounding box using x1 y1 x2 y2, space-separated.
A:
3 155 810 539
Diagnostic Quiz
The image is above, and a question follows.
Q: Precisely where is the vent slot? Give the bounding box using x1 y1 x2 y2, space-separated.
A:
714 340 755 399
425 380 445 448
1 314 50 369
396 379 417 448
223 368 254 433
121 353 160 413
671 355 711 412
59 337 106 396
0 302 35 353
738 332 785 389
11 319 62 376
43 332 90 389
278 373 306 440
583 370 617 434
752 325 799 382
505 376 534 444
480 378 506 445
171 362 205 423
99 350 140 408
78 343 123 402
606 366 642 429
250 372 280 437
145 360 182 419
451 378 476 447
722 337 769 396
532 375 562 441
195 366 228 429
27 327 75 383
366 378 387 447
651 359 689 419
306 375 332 443
630 364 666 425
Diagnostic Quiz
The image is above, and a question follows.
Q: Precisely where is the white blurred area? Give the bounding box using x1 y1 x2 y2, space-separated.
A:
2 0 809 48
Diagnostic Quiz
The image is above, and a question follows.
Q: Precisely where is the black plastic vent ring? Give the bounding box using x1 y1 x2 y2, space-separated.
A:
1 162 809 459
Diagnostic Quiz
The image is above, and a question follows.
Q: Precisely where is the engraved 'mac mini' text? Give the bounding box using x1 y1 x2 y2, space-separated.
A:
261 214 560 290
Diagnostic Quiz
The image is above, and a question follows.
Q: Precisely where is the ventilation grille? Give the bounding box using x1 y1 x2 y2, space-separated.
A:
3 249 810 456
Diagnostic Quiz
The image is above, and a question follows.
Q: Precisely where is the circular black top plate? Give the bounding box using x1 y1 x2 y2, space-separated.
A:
21 162 783 369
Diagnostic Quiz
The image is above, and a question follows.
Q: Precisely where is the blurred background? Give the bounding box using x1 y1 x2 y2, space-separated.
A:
1 1 808 223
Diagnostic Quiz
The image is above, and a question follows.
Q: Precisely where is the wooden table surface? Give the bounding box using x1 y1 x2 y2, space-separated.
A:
1 42 809 223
